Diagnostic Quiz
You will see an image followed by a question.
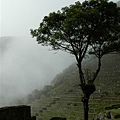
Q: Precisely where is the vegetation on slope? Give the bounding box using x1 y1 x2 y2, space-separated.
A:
17 54 120 120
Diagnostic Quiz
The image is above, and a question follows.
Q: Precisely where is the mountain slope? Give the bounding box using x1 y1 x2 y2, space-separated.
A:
27 54 120 120
24 54 120 102
19 54 120 120
48 54 120 97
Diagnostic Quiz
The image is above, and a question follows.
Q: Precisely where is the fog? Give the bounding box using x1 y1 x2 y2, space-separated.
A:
0 0 119 106
0 36 75 106
0 0 78 106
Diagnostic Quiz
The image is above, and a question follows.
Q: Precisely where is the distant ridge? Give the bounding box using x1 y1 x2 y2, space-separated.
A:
24 54 120 103
24 54 120 120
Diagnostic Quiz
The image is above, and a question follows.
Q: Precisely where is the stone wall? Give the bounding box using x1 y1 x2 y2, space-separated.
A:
50 117 66 120
0 105 31 120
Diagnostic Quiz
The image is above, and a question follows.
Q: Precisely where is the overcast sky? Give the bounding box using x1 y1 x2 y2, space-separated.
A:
0 0 119 106
0 0 84 37
0 0 119 37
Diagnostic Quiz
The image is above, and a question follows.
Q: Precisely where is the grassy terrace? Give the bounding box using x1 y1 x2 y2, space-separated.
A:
31 96 120 120
28 54 120 120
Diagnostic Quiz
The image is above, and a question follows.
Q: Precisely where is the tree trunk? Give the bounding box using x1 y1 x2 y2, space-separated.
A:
82 97 89 120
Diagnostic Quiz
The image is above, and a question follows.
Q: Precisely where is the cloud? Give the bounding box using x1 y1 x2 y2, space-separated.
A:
0 0 80 37
0 36 75 105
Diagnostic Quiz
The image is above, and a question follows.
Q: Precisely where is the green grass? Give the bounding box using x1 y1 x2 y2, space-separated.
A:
30 95 120 120
27 54 120 120
106 109 120 114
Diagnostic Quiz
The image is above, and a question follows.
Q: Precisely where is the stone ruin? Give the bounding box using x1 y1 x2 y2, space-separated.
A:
0 105 35 120
50 117 66 120
0 105 67 120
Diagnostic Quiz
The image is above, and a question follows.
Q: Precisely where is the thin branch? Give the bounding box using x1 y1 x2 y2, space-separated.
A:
81 35 91 60
55 42 74 53
92 48 102 83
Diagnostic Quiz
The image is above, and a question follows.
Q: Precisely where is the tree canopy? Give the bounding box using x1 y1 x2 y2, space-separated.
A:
31 0 120 57
31 0 120 93
31 0 120 119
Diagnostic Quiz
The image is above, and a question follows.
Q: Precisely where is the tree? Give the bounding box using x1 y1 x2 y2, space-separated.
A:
30 0 120 120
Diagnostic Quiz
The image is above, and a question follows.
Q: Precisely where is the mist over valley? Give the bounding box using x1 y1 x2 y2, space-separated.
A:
0 36 75 106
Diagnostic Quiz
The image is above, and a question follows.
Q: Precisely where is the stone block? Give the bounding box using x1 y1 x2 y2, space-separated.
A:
0 105 31 120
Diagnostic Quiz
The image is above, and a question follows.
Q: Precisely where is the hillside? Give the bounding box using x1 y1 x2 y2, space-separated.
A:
18 54 120 120
42 54 120 97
